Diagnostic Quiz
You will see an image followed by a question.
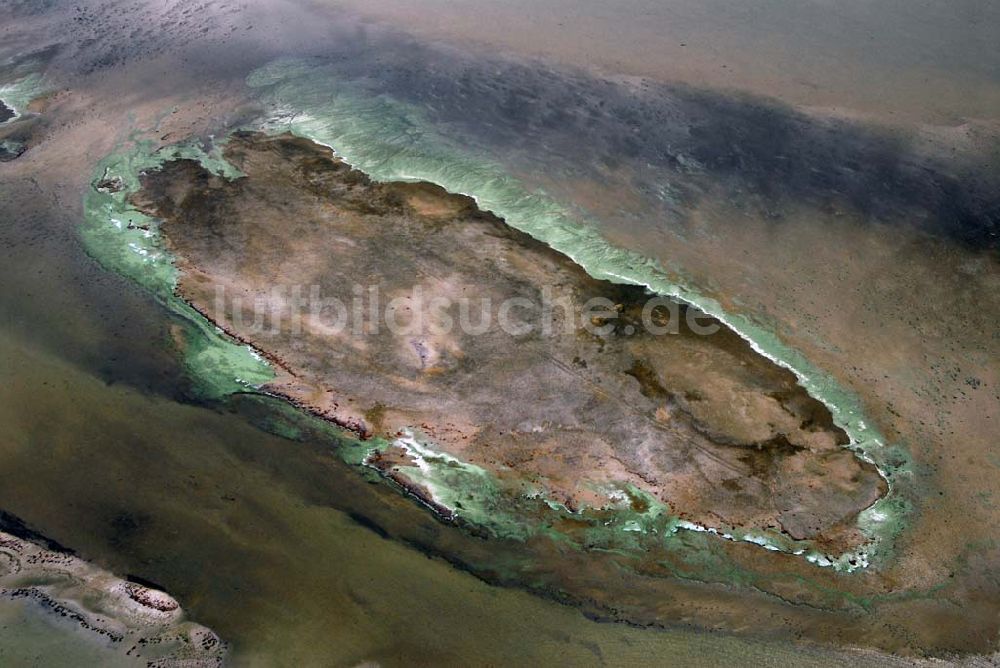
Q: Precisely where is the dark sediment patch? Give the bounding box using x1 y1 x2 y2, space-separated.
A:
346 511 391 539
0 100 13 123
0 509 75 554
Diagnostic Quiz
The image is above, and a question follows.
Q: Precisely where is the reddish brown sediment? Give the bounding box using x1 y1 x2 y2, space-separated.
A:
130 131 886 551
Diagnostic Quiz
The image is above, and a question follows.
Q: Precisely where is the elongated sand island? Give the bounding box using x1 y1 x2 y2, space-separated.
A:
127 131 886 555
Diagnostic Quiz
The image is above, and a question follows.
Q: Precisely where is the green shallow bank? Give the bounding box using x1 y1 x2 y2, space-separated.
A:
0 71 45 121
81 137 274 397
80 58 913 576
